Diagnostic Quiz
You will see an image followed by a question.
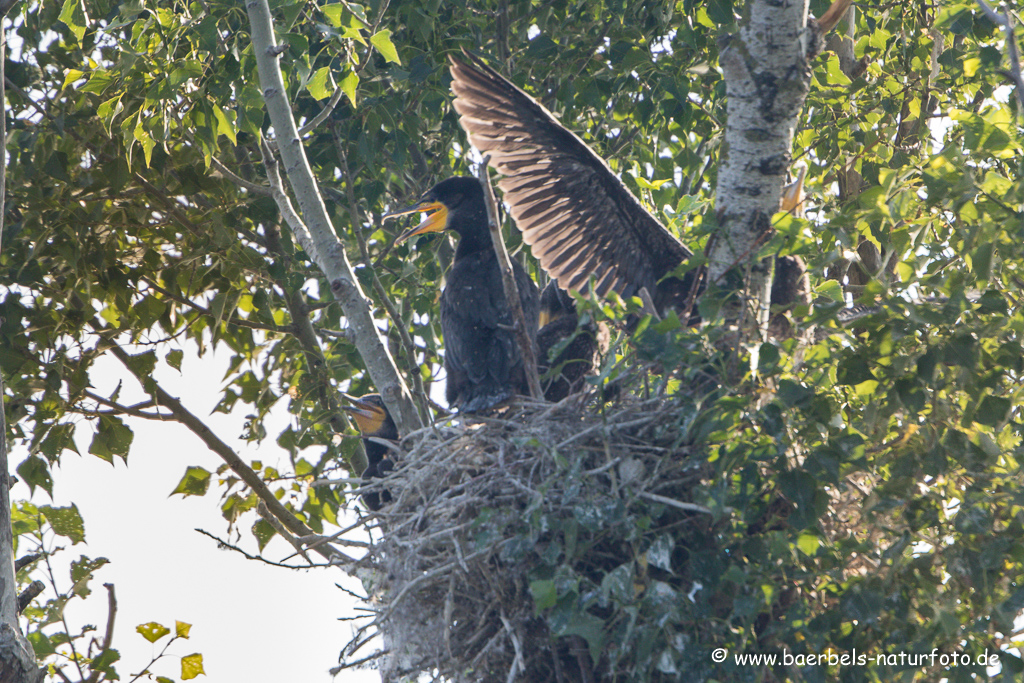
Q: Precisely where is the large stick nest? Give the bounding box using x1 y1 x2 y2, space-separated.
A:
347 391 716 683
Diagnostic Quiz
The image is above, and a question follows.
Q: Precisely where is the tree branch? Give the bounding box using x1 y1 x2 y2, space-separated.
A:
329 135 430 419
476 163 543 399
193 528 332 569
102 334 355 567
81 390 171 420
245 0 422 435
84 584 117 683
0 12 45 679
976 0 1024 111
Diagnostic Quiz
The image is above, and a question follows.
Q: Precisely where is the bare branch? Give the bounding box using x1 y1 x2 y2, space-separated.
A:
476 163 543 399
84 584 117 683
208 152 273 196
975 0 1024 110
82 390 172 421
298 86 345 137
193 528 332 568
101 333 356 567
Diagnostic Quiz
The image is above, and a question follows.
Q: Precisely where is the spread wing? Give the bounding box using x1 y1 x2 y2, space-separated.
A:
449 51 691 300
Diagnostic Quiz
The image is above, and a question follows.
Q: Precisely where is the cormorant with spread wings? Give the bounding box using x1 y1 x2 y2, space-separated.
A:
448 51 809 318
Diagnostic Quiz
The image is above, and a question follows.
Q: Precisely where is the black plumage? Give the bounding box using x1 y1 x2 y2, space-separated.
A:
537 281 602 402
448 51 809 319
342 393 397 512
390 177 540 413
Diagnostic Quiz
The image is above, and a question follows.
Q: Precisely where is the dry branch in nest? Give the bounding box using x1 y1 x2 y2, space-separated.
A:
339 390 718 683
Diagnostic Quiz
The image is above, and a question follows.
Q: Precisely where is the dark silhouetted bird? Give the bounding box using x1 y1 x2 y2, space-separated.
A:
342 393 397 512
389 177 540 412
536 281 603 402
448 51 811 322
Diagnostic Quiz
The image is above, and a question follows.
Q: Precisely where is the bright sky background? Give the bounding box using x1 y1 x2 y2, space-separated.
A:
11 344 379 683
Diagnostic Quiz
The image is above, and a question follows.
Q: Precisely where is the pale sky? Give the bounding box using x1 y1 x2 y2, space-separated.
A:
12 344 379 682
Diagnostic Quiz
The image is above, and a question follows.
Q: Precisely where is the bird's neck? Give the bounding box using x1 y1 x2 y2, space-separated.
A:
451 208 493 258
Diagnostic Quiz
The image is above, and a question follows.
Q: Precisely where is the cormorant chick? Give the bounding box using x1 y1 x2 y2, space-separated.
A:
342 393 397 512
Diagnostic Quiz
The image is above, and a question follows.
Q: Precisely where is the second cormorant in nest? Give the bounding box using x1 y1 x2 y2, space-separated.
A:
390 176 540 413
537 281 603 402
448 51 810 320
342 393 397 512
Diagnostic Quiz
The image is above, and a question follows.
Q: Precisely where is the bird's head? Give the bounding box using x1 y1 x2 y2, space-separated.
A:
386 177 485 243
538 281 577 328
340 393 397 439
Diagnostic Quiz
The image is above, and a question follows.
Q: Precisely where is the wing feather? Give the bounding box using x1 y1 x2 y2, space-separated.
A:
449 51 691 300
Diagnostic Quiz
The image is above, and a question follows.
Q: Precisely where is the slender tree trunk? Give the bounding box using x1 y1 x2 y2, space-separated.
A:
0 6 45 680
244 0 422 435
710 0 815 343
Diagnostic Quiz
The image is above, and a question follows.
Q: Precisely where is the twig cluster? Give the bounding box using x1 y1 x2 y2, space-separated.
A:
336 391 710 682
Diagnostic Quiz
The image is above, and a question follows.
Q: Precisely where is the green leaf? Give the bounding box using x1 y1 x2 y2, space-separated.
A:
80 69 115 95
58 0 87 42
370 29 400 64
96 95 124 135
552 613 605 665
252 518 276 552
306 67 335 101
971 241 994 281
530 579 557 612
796 532 820 556
171 467 211 497
601 564 635 604
634 176 670 190
89 416 134 463
646 535 674 572
166 349 184 371
26 631 55 657
340 70 359 107
321 4 344 27
137 622 171 643
181 653 204 680
213 105 237 145
70 556 109 597
975 395 1010 427
62 68 86 89
837 355 875 385
17 456 53 496
134 118 156 168
41 505 85 544
90 648 120 673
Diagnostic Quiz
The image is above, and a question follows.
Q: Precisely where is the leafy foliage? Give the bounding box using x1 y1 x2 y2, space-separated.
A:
2 0 1024 681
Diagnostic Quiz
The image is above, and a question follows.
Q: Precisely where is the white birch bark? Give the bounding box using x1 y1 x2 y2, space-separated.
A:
712 0 814 339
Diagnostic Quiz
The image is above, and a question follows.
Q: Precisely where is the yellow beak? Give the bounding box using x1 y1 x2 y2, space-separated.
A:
384 200 449 244
340 393 387 434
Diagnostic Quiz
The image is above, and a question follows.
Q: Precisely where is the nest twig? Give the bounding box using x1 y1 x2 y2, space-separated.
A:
339 389 711 682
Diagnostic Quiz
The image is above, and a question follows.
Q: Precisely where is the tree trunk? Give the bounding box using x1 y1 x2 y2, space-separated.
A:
0 7 45 680
711 0 816 343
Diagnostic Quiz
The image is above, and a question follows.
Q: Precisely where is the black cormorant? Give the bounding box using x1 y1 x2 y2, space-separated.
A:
389 177 540 413
448 52 810 320
537 281 602 402
342 393 397 512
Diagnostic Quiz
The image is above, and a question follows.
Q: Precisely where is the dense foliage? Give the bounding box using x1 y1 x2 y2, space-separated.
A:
2 0 1024 680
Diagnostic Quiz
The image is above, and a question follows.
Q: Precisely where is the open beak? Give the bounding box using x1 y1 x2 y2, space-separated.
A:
384 200 448 244
340 393 386 433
